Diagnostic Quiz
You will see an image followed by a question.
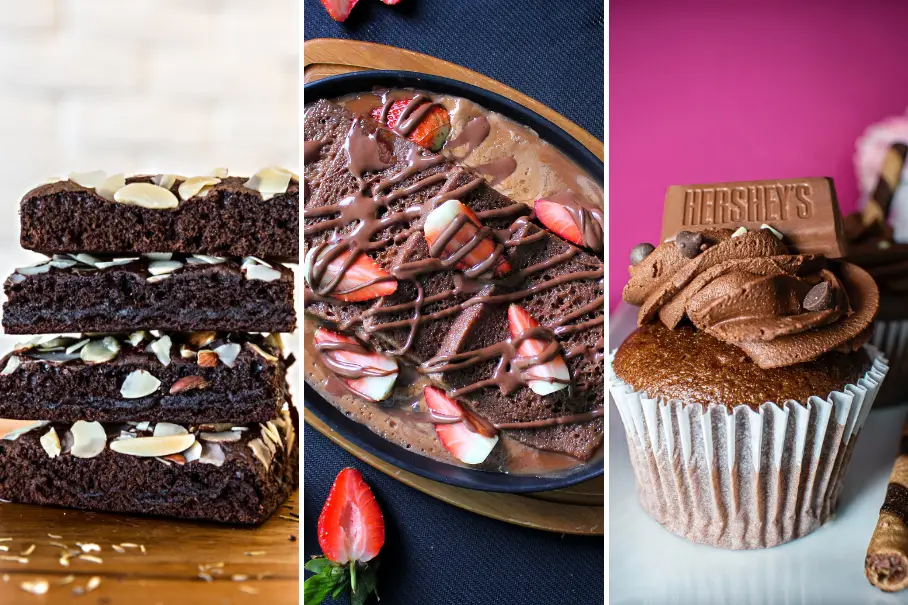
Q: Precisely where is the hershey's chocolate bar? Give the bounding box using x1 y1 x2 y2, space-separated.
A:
661 177 845 257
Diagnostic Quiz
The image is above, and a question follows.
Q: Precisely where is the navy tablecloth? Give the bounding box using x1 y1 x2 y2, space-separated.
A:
304 2 604 603
303 0 605 140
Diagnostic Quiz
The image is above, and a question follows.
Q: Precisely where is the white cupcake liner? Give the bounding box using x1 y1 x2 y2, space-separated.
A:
608 346 889 550
870 320 908 406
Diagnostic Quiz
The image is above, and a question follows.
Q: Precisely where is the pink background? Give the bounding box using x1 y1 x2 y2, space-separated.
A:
609 1 908 310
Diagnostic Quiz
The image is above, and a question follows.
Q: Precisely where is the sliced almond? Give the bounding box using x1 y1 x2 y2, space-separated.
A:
69 170 107 188
169 375 208 394
178 176 220 200
199 423 233 432
114 182 179 210
19 579 49 595
65 339 91 354
211 167 228 178
261 422 282 448
248 438 272 469
96 173 125 201
70 421 107 458
183 440 203 463
128 331 150 346
152 174 177 190
244 263 282 282
72 253 101 267
120 370 161 398
16 262 51 276
189 254 226 265
3 421 50 441
245 167 292 200
199 431 242 443
148 335 172 366
49 257 78 269
197 350 218 367
147 260 183 276
81 337 120 363
146 275 170 283
144 253 173 261
189 332 217 347
95 258 137 269
1 356 20 376
110 434 195 457
40 427 62 458
179 345 197 359
153 422 188 437
213 343 241 368
199 442 225 466
247 343 278 362
162 453 186 465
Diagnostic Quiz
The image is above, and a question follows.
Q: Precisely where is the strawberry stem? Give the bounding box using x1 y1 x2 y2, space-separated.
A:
350 560 357 594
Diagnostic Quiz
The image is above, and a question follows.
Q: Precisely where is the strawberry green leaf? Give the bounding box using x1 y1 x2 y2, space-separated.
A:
304 556 333 574
303 572 337 605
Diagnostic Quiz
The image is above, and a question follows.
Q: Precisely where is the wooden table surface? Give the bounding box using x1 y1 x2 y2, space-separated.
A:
0 421 299 604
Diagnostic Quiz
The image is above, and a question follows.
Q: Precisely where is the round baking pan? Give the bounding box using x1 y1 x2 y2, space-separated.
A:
303 71 604 493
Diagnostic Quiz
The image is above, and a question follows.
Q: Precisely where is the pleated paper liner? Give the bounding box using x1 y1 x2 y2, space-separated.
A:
870 319 908 407
608 347 888 550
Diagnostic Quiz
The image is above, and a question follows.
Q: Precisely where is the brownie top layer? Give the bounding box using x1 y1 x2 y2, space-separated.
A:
1 406 296 475
20 170 299 261
3 252 296 335
7 252 292 286
304 99 604 460
0 332 290 424
613 322 873 409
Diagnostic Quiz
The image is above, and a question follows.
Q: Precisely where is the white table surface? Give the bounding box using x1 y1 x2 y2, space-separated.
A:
609 304 908 605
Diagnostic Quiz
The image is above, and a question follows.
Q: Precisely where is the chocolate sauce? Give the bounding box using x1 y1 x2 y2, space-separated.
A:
304 140 325 166
476 156 518 187
447 115 491 157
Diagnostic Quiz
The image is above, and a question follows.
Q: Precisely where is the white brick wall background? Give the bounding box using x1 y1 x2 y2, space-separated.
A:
0 0 298 252
0 0 299 351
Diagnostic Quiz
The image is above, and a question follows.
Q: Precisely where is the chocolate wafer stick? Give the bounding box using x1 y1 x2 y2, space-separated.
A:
865 415 908 591
863 142 908 227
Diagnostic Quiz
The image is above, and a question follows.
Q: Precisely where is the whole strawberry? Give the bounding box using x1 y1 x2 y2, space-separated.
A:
304 468 385 605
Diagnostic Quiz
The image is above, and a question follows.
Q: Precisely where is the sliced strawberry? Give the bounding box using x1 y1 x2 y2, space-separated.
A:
507 304 571 396
304 246 397 302
319 0 359 22
371 99 450 152
379 0 402 4
423 386 498 465
314 328 398 402
370 99 407 128
423 200 511 277
318 468 385 564
535 198 583 247
407 105 450 151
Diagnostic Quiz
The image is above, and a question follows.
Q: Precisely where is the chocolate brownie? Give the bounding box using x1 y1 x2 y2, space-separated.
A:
3 254 295 334
0 332 291 424
20 174 299 261
0 407 298 525
304 100 604 460
613 322 873 409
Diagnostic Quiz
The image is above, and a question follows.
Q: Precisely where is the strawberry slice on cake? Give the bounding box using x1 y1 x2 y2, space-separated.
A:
423 386 498 465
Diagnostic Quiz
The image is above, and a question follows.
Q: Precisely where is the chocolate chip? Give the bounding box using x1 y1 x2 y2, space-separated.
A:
803 282 833 311
629 243 655 265
675 231 704 259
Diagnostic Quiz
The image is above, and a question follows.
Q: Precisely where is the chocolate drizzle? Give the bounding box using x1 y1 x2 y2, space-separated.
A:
542 190 604 253
447 115 491 158
476 156 517 187
304 100 604 441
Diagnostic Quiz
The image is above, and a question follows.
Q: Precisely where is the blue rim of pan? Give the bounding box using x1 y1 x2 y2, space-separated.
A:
303 70 604 493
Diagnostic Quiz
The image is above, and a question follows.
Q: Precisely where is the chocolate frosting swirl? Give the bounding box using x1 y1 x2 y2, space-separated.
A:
623 228 879 368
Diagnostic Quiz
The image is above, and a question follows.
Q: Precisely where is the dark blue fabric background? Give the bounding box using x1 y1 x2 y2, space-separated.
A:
304 2 604 603
303 0 604 139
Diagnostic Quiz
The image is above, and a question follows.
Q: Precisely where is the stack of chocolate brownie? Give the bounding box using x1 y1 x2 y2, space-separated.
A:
0 169 299 524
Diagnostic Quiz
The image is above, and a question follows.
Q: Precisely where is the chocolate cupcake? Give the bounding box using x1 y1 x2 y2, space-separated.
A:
609 226 888 549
